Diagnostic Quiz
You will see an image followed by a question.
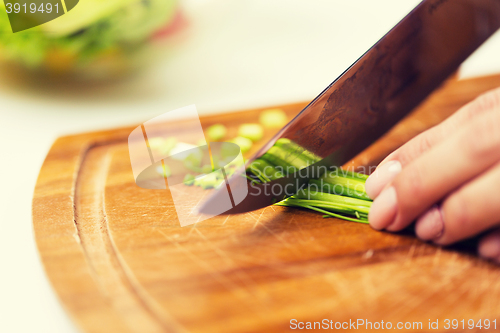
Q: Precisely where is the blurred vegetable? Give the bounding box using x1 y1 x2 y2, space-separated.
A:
183 174 195 186
206 124 227 141
275 138 321 165
148 137 177 156
156 163 171 177
248 159 284 182
238 123 263 142
197 173 221 190
230 136 253 153
259 108 288 128
0 0 178 76
309 174 370 201
183 151 203 173
202 164 213 174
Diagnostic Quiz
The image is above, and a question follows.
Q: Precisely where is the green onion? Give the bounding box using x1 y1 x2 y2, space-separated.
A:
246 139 373 223
259 108 288 128
175 129 374 224
274 138 321 165
309 176 370 201
248 159 285 183
261 152 298 175
338 169 369 181
193 173 222 190
183 174 195 186
148 137 177 156
264 145 310 169
238 123 264 142
294 189 371 213
202 164 213 174
230 136 253 153
277 188 372 223
206 124 228 141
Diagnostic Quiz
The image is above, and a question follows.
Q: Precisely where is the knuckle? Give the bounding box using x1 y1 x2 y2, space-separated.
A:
444 192 471 237
399 131 436 165
456 87 500 126
400 165 425 201
460 112 500 160
416 130 435 155
469 88 500 115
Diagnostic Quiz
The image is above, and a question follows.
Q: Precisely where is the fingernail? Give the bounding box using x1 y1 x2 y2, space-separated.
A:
479 235 500 259
369 186 398 230
415 205 444 241
365 160 402 199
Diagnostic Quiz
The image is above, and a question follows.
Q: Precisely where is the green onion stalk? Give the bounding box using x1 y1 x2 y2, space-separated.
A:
247 139 373 223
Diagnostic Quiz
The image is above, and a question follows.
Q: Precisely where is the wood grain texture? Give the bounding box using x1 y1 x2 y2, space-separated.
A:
33 75 500 333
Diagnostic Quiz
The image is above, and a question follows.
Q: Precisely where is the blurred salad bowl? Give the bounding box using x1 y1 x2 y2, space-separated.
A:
0 0 180 79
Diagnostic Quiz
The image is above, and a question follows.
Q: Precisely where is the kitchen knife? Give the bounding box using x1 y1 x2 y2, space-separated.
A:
199 0 500 215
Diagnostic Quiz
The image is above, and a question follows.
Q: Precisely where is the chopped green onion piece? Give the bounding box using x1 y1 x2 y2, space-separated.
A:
148 137 177 156
194 177 204 187
183 152 203 173
202 164 213 174
157 164 172 177
248 158 284 181
259 108 288 128
231 136 253 153
274 138 321 165
260 152 297 175
199 174 218 189
259 145 313 176
206 124 227 141
183 174 195 186
238 123 264 142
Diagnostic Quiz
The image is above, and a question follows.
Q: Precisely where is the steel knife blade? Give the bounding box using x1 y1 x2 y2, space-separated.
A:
199 0 500 216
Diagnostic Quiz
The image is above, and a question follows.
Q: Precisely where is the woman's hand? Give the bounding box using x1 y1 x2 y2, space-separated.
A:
365 87 500 262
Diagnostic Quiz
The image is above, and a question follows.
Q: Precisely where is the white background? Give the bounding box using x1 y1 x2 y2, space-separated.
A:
1 0 499 332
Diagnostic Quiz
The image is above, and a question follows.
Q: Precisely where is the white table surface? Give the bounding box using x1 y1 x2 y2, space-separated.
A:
1 0 499 332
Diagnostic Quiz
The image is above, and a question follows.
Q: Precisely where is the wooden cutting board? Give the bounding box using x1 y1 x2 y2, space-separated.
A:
33 75 500 333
